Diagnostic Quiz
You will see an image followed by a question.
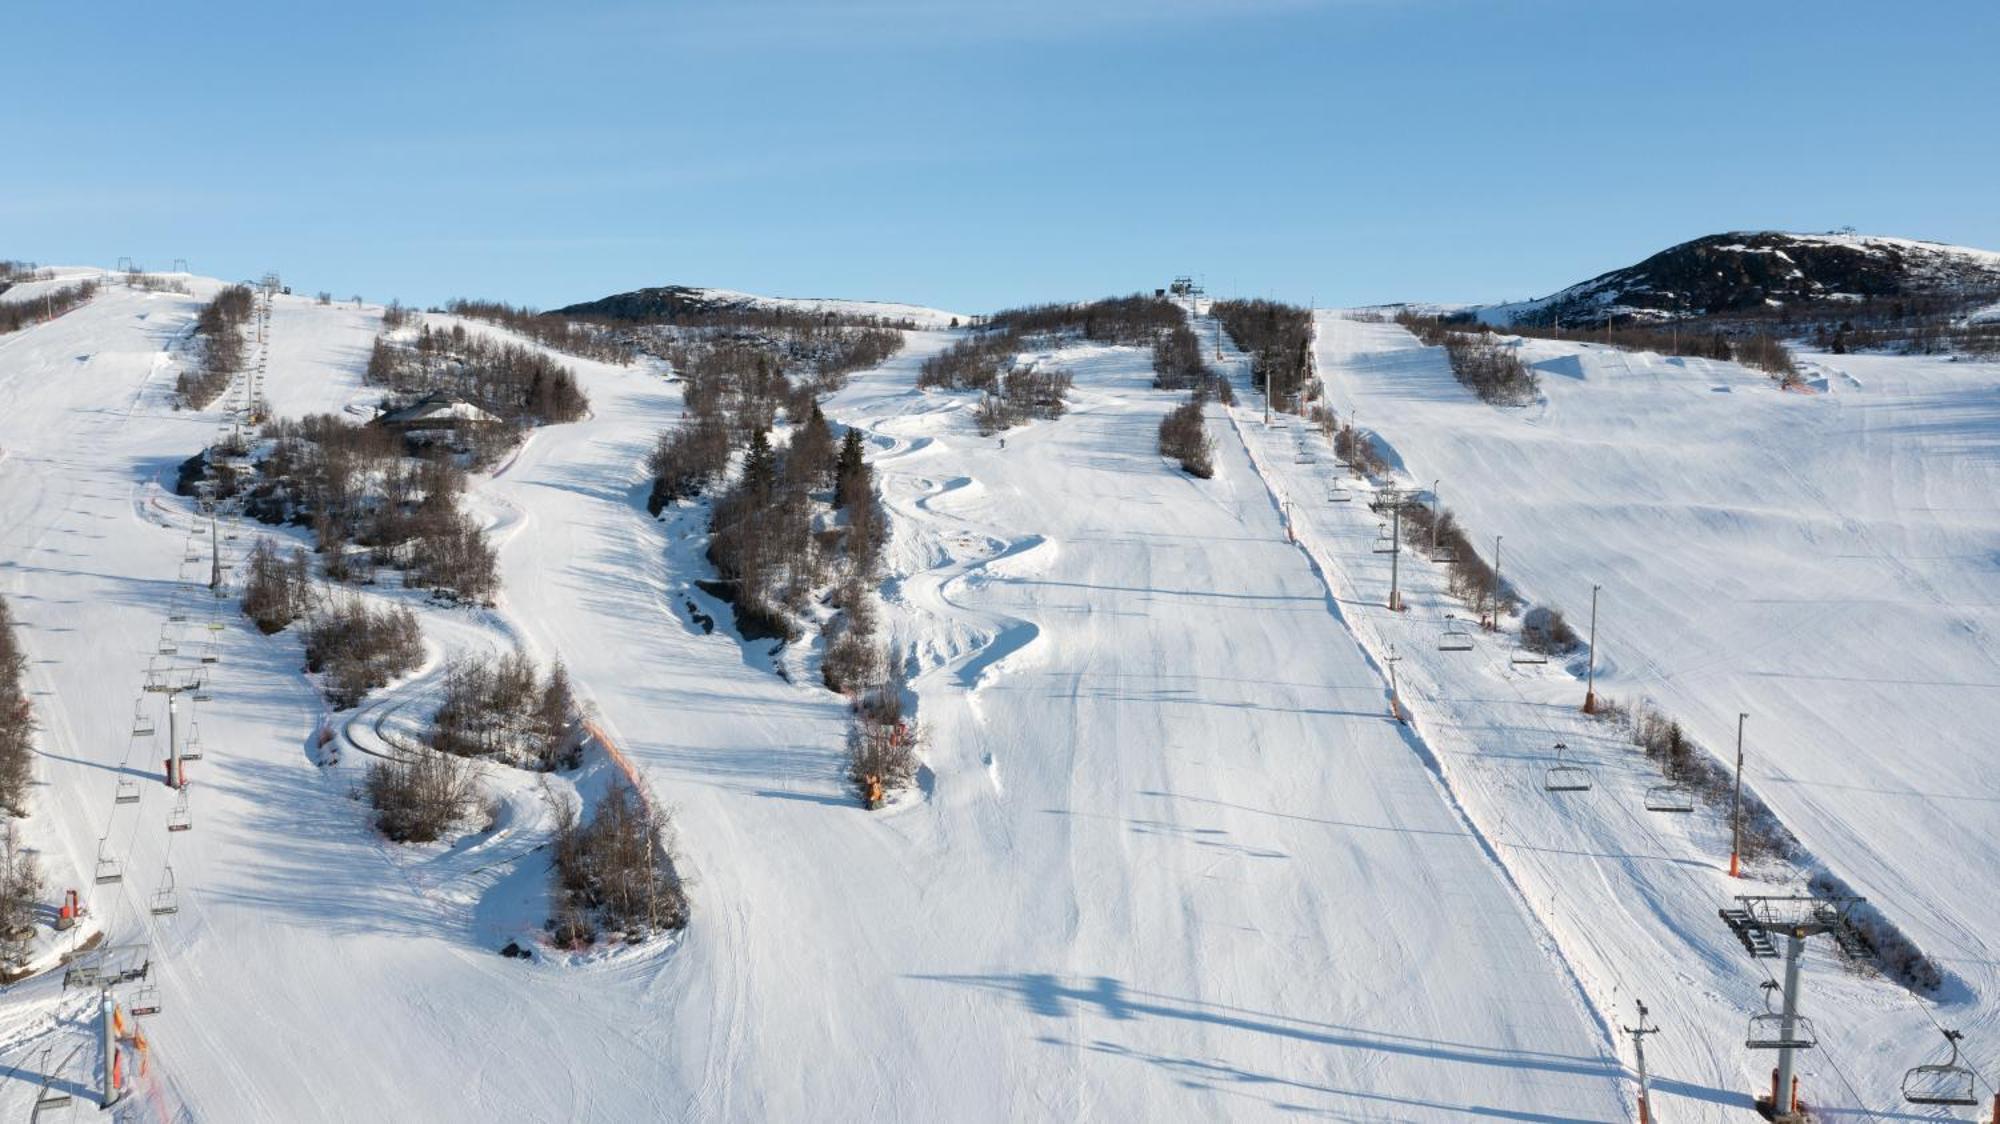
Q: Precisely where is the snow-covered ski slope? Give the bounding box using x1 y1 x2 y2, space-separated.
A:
6 268 1992 1120
0 273 1660 1120
1310 311 2000 1114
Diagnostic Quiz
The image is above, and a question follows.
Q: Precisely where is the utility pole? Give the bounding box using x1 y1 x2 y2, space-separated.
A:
1386 645 1405 723
1582 583 1602 713
1729 712 1748 877
1486 534 1503 630
1625 1000 1658 1124
1429 480 1441 554
208 513 222 592
1388 496 1405 612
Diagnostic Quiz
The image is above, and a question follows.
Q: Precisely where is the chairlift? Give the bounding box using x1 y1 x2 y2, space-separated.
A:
129 985 161 1017
93 843 123 885
157 633 177 655
132 701 155 737
1509 644 1550 666
1371 526 1396 554
1326 483 1351 503
1294 452 1315 464
1438 615 1474 653
1543 742 1593 793
182 724 205 762
167 791 192 833
1643 781 1697 814
168 608 188 622
115 778 140 805
150 868 179 916
1429 542 1460 564
1902 1029 1979 1106
199 646 219 665
206 619 225 632
1746 981 1816 1050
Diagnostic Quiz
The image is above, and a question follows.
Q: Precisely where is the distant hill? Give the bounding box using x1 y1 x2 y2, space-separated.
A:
1485 231 2000 328
555 285 964 330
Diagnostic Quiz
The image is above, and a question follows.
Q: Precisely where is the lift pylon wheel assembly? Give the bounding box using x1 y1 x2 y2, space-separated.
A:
1644 781 1697 813
1902 1029 1979 1106
1438 614 1474 653
1543 742 1593 792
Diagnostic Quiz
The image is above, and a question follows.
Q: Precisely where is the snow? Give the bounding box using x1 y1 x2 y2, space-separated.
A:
1307 311 2000 1118
0 267 1991 1120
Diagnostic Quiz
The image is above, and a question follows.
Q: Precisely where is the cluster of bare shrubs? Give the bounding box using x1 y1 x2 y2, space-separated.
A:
1393 313 1541 405
918 330 1021 392
0 823 44 970
550 783 688 944
0 279 99 335
124 273 191 294
230 415 498 602
1213 299 1317 412
1158 398 1214 478
302 594 425 709
431 650 578 771
1804 870 1943 992
365 747 477 844
444 299 634 364
367 322 588 426
1517 605 1581 655
1151 323 1212 391
0 598 34 817
1333 424 1389 477
1393 501 1517 620
1600 697 1793 868
240 538 314 633
847 672 919 809
176 285 255 408
973 365 1074 434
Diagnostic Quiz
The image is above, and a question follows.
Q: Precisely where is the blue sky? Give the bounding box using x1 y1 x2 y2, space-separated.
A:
9 1 1997 314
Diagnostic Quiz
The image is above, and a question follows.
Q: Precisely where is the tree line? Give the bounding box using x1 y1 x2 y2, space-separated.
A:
199 414 499 603
177 284 255 408
444 299 635 365
0 279 99 335
1213 299 1317 412
367 322 589 428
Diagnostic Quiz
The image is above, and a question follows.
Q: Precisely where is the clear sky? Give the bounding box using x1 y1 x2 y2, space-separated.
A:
9 1 1997 315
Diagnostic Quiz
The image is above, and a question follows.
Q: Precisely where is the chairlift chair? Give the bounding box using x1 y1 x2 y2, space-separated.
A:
129 985 161 1017
1543 742 1593 792
1429 542 1460 564
1902 1029 1979 1106
93 844 123 885
1438 615 1474 653
1509 644 1550 666
1326 483 1351 503
1745 981 1816 1050
150 868 179 917
1643 781 1697 814
157 632 177 655
167 792 193 833
132 701 155 737
199 645 219 665
1371 526 1396 554
114 778 140 805
181 724 205 762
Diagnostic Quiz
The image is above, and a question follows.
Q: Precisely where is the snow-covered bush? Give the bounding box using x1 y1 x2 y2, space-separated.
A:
303 594 424 709
550 784 687 941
